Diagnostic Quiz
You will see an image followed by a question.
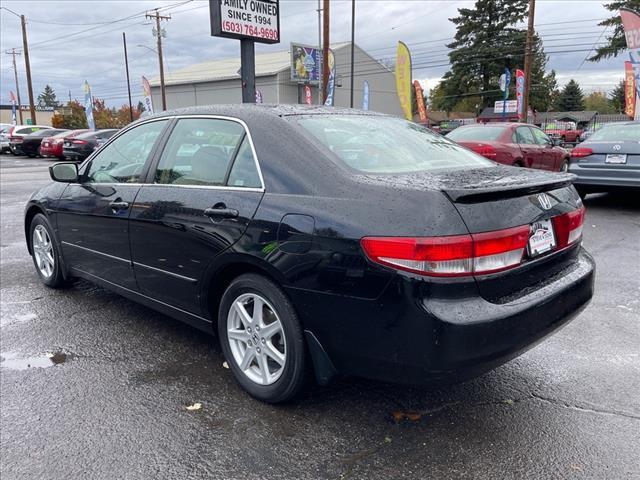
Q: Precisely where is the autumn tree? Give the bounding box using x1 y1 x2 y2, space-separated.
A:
584 92 616 113
51 100 88 129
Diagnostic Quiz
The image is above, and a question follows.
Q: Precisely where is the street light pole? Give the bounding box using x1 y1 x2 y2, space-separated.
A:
122 32 133 122
350 0 355 108
522 0 536 122
5 48 24 124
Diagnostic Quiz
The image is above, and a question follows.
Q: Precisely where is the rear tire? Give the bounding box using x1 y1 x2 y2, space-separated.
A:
29 213 70 288
218 273 307 403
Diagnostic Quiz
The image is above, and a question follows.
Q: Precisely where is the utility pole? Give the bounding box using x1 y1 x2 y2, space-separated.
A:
122 32 133 122
5 48 24 124
317 0 323 105
322 0 330 103
21 15 36 124
349 0 355 108
146 9 170 111
522 0 536 123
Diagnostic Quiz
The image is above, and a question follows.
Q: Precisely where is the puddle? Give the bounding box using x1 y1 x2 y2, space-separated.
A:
0 351 74 371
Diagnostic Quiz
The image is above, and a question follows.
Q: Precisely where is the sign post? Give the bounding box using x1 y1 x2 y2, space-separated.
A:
209 0 280 104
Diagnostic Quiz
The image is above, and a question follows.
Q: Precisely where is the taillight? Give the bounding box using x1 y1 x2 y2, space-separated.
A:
552 206 585 248
72 139 88 144
571 147 593 158
471 144 497 159
54 138 64 145
361 208 585 277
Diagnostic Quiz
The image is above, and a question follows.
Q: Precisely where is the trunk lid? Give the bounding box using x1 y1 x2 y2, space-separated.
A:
575 141 640 169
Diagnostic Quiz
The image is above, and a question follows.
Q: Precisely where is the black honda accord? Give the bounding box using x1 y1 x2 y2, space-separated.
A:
24 105 595 403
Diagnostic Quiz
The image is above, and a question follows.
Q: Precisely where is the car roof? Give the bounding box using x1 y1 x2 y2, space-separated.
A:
143 104 386 123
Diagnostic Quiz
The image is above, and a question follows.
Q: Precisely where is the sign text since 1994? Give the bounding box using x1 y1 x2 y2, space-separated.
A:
218 0 279 43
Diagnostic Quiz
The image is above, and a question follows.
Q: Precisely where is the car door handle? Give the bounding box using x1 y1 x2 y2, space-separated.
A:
109 200 130 212
204 206 239 219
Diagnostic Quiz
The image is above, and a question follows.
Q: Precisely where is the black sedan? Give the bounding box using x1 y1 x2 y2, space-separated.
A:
21 128 69 157
62 129 118 161
569 122 639 198
24 105 595 403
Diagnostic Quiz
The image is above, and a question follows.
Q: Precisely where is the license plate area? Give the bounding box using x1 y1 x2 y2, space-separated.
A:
528 219 556 257
605 154 627 164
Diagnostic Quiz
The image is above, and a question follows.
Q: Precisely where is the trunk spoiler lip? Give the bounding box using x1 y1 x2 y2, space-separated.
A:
443 173 577 203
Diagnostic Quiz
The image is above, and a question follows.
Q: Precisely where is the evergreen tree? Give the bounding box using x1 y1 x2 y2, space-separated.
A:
37 85 60 108
558 80 585 111
588 0 640 62
432 1 556 112
609 79 626 113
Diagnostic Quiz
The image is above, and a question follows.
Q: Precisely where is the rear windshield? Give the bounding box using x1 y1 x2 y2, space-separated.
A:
293 115 493 174
588 123 639 142
446 126 507 141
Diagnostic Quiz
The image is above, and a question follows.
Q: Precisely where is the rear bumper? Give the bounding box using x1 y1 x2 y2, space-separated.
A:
569 162 640 189
293 248 595 385
62 149 89 161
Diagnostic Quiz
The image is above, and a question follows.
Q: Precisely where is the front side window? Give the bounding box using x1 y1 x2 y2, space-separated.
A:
154 118 258 187
293 115 493 174
531 128 551 145
515 127 536 145
84 120 167 184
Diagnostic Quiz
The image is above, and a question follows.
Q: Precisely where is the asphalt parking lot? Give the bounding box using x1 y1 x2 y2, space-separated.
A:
1 154 639 480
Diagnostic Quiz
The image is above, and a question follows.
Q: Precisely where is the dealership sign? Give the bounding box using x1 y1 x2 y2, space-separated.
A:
209 0 280 44
494 100 517 114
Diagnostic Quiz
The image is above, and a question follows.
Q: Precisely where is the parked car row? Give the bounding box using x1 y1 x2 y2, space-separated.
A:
0 125 118 161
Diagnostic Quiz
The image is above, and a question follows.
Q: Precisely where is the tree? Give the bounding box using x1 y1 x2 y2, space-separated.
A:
588 0 640 62
432 1 557 113
37 85 60 108
609 79 626 113
558 80 585 111
584 92 616 113
51 100 88 129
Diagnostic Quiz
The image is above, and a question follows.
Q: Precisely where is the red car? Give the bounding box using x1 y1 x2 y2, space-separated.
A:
447 122 570 172
40 129 89 160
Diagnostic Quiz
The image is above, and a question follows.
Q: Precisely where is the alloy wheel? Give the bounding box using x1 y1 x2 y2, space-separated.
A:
226 293 286 385
32 225 54 278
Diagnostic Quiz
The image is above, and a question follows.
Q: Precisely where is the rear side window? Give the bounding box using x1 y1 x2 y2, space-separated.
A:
85 120 167 184
294 115 492 173
154 118 260 188
446 126 506 141
515 127 536 145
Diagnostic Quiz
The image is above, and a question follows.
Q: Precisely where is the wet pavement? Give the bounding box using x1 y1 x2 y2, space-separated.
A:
1 154 639 479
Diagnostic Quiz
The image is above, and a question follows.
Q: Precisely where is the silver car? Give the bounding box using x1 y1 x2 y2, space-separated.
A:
568 122 639 198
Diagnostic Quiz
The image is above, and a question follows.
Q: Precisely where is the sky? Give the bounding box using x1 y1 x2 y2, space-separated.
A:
0 0 625 109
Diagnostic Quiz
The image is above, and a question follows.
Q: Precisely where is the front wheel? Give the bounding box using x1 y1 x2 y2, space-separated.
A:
218 273 307 403
29 213 70 288
559 160 569 172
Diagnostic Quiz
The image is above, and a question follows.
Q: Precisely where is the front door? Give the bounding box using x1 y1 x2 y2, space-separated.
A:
129 117 264 315
514 126 541 168
56 119 170 289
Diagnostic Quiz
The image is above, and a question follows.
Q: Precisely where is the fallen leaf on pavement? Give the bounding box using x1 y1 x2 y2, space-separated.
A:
392 410 422 422
185 402 202 411
222 361 229 369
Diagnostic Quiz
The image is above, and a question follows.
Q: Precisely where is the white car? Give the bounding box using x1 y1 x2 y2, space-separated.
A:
6 125 52 155
0 124 13 153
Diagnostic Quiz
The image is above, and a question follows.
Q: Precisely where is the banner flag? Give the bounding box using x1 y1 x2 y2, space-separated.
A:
625 61 636 119
413 80 427 123
620 8 640 120
9 91 17 125
304 85 313 105
362 80 370 110
255 90 263 104
396 41 412 120
142 76 155 114
515 69 525 120
324 49 336 106
499 68 511 119
83 80 95 130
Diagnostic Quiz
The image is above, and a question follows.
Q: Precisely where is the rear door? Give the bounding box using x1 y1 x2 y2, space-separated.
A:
514 126 541 168
56 119 170 289
129 117 264 314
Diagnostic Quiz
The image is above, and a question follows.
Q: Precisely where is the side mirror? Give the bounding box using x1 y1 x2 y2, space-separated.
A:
49 163 78 183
